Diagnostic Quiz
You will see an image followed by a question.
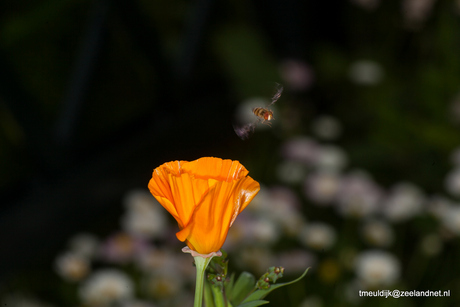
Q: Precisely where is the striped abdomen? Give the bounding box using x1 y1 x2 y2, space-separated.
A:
252 107 273 121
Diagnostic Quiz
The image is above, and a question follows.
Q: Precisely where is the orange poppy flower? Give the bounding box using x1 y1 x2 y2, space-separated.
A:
148 157 260 255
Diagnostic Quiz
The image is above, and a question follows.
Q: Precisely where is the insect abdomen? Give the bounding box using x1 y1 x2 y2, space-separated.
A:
252 107 265 118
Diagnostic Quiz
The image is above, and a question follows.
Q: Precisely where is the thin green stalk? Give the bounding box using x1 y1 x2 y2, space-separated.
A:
194 256 213 307
211 283 226 307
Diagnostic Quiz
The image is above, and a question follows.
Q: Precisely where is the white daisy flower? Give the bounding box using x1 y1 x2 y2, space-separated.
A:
122 190 167 239
79 269 134 306
382 182 425 222
349 60 384 85
361 220 394 247
55 252 90 282
304 171 341 205
299 223 337 251
311 115 342 140
355 250 401 287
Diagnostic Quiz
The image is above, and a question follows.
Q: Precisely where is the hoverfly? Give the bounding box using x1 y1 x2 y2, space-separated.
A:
233 83 283 140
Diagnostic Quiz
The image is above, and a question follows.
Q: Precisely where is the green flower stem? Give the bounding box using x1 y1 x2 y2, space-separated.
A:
204 280 216 307
194 256 213 307
211 283 226 307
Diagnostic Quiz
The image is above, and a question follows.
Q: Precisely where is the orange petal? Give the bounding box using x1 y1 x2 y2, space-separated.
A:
228 176 260 226
148 160 187 206
182 157 249 182
149 161 214 229
148 168 180 224
176 176 260 254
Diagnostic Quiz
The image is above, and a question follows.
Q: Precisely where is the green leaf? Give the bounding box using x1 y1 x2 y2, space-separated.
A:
242 268 309 303
225 273 236 298
229 271 256 306
236 300 269 307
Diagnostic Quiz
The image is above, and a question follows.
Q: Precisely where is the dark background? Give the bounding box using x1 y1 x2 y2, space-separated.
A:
1 0 460 306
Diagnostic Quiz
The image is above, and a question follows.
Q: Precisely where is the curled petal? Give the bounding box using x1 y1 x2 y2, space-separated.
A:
182 157 249 182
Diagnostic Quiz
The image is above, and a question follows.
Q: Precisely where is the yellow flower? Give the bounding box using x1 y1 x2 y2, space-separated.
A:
148 157 260 255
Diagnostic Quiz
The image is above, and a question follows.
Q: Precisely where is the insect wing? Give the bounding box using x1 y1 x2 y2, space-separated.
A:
266 83 284 107
233 122 257 140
